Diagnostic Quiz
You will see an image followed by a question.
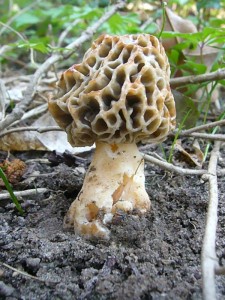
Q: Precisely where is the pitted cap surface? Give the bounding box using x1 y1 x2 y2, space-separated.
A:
49 34 176 146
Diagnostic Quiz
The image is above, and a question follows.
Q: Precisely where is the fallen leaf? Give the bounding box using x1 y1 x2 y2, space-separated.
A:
0 159 26 187
172 90 199 128
161 7 197 51
174 139 204 167
162 8 219 67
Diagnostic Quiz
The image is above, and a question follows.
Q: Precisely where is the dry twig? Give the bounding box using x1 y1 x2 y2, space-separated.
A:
172 132 225 141
201 141 221 300
0 45 12 55
0 79 7 120
144 153 225 176
57 19 81 48
143 153 207 175
0 262 57 284
0 126 61 139
180 119 225 135
0 1 38 36
170 68 225 87
10 103 48 127
0 188 49 200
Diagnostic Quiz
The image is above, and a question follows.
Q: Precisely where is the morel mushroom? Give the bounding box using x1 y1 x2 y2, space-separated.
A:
49 34 176 239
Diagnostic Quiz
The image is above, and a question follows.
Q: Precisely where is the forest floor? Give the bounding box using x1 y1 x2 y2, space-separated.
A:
0 144 224 300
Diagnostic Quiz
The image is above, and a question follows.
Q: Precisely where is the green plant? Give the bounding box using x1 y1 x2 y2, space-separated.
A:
168 109 192 163
0 167 24 215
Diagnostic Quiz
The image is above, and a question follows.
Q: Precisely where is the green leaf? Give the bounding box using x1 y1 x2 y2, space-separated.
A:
172 90 199 129
16 40 50 54
210 18 225 27
30 42 50 53
161 31 202 41
183 61 207 75
197 0 221 10
70 6 102 20
44 6 69 19
102 12 140 34
14 12 42 28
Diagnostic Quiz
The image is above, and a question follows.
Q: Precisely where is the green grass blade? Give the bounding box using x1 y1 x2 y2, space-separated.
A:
168 109 192 163
0 167 24 215
157 2 166 39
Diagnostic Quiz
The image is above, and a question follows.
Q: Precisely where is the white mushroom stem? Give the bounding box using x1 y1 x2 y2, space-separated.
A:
63 141 150 239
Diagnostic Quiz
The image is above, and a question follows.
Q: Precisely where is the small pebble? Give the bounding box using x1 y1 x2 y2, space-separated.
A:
16 216 26 226
0 281 15 297
26 258 41 273
74 167 86 175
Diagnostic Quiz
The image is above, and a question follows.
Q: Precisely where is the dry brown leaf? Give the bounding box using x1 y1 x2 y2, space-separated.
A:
0 159 26 187
174 140 204 167
162 7 197 50
162 8 219 105
162 8 219 68
192 139 204 163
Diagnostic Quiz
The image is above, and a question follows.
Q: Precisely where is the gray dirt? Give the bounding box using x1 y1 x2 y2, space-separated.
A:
0 145 225 300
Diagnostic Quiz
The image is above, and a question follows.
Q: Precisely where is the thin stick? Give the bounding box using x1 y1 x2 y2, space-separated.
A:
0 79 7 120
201 141 221 300
57 19 80 47
0 21 27 42
62 1 126 58
10 103 48 127
0 1 126 132
143 153 206 175
0 188 49 200
0 1 38 36
0 262 57 284
2 74 31 84
170 68 225 87
172 132 225 141
180 119 225 135
0 126 62 138
0 45 12 55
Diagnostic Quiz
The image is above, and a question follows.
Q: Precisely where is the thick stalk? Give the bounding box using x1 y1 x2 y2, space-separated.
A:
64 142 150 239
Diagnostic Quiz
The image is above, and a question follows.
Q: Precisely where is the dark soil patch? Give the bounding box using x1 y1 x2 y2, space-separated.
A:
0 146 225 299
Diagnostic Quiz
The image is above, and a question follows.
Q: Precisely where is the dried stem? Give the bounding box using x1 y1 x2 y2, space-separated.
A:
10 103 48 127
178 120 225 135
0 45 12 55
170 68 225 87
0 188 49 200
0 262 57 284
172 132 225 141
201 141 221 300
0 1 126 132
0 126 61 138
0 79 7 120
143 153 207 175
0 1 39 36
57 19 81 48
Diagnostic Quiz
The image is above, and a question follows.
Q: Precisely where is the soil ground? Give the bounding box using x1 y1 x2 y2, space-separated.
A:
0 144 225 300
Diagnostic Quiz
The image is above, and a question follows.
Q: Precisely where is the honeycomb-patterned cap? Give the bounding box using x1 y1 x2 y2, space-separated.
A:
49 34 176 146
